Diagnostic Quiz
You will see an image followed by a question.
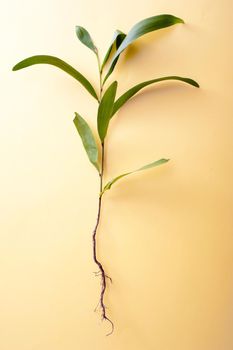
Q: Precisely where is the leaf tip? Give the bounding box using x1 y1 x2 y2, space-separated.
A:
190 79 200 88
174 16 185 24
75 25 82 33
184 78 200 88
113 80 118 88
73 112 80 124
12 64 19 71
164 14 184 24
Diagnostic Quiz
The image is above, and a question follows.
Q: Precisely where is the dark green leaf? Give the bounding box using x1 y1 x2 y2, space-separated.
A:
12 55 98 100
101 158 169 195
103 14 184 84
73 113 100 172
97 81 118 141
112 76 199 116
101 30 126 72
75 26 97 53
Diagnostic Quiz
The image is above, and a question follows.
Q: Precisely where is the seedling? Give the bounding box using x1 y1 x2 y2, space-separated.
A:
13 14 199 335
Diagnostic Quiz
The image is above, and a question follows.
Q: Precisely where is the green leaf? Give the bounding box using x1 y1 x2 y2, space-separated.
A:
75 26 97 53
112 76 199 116
73 113 100 172
12 55 98 100
97 81 118 142
101 30 126 72
101 158 169 195
103 14 184 83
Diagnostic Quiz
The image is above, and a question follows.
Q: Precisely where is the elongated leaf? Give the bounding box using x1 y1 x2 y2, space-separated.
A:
73 113 100 172
103 14 184 83
101 158 169 195
101 30 126 72
97 81 118 141
12 55 98 100
112 76 199 116
75 26 97 53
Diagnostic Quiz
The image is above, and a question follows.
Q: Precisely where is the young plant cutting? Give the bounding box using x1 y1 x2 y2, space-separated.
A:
13 14 199 335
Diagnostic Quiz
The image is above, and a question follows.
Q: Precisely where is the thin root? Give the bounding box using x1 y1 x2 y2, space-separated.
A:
93 271 112 283
94 301 100 312
105 275 113 283
104 316 114 336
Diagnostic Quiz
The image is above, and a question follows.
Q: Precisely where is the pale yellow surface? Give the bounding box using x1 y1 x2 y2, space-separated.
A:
1 0 233 349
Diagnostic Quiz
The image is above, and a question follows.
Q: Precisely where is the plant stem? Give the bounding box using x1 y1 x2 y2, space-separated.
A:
92 53 114 336
96 51 103 101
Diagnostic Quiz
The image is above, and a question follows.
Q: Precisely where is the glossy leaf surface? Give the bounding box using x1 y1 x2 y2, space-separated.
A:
101 30 126 71
73 113 100 172
112 76 199 116
75 26 97 53
97 81 118 141
12 55 98 100
104 14 184 83
102 158 169 194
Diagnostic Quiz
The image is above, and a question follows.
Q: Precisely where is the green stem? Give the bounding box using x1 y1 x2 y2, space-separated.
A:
96 51 103 101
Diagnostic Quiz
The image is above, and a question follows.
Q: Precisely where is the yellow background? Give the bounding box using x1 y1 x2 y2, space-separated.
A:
1 0 233 349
